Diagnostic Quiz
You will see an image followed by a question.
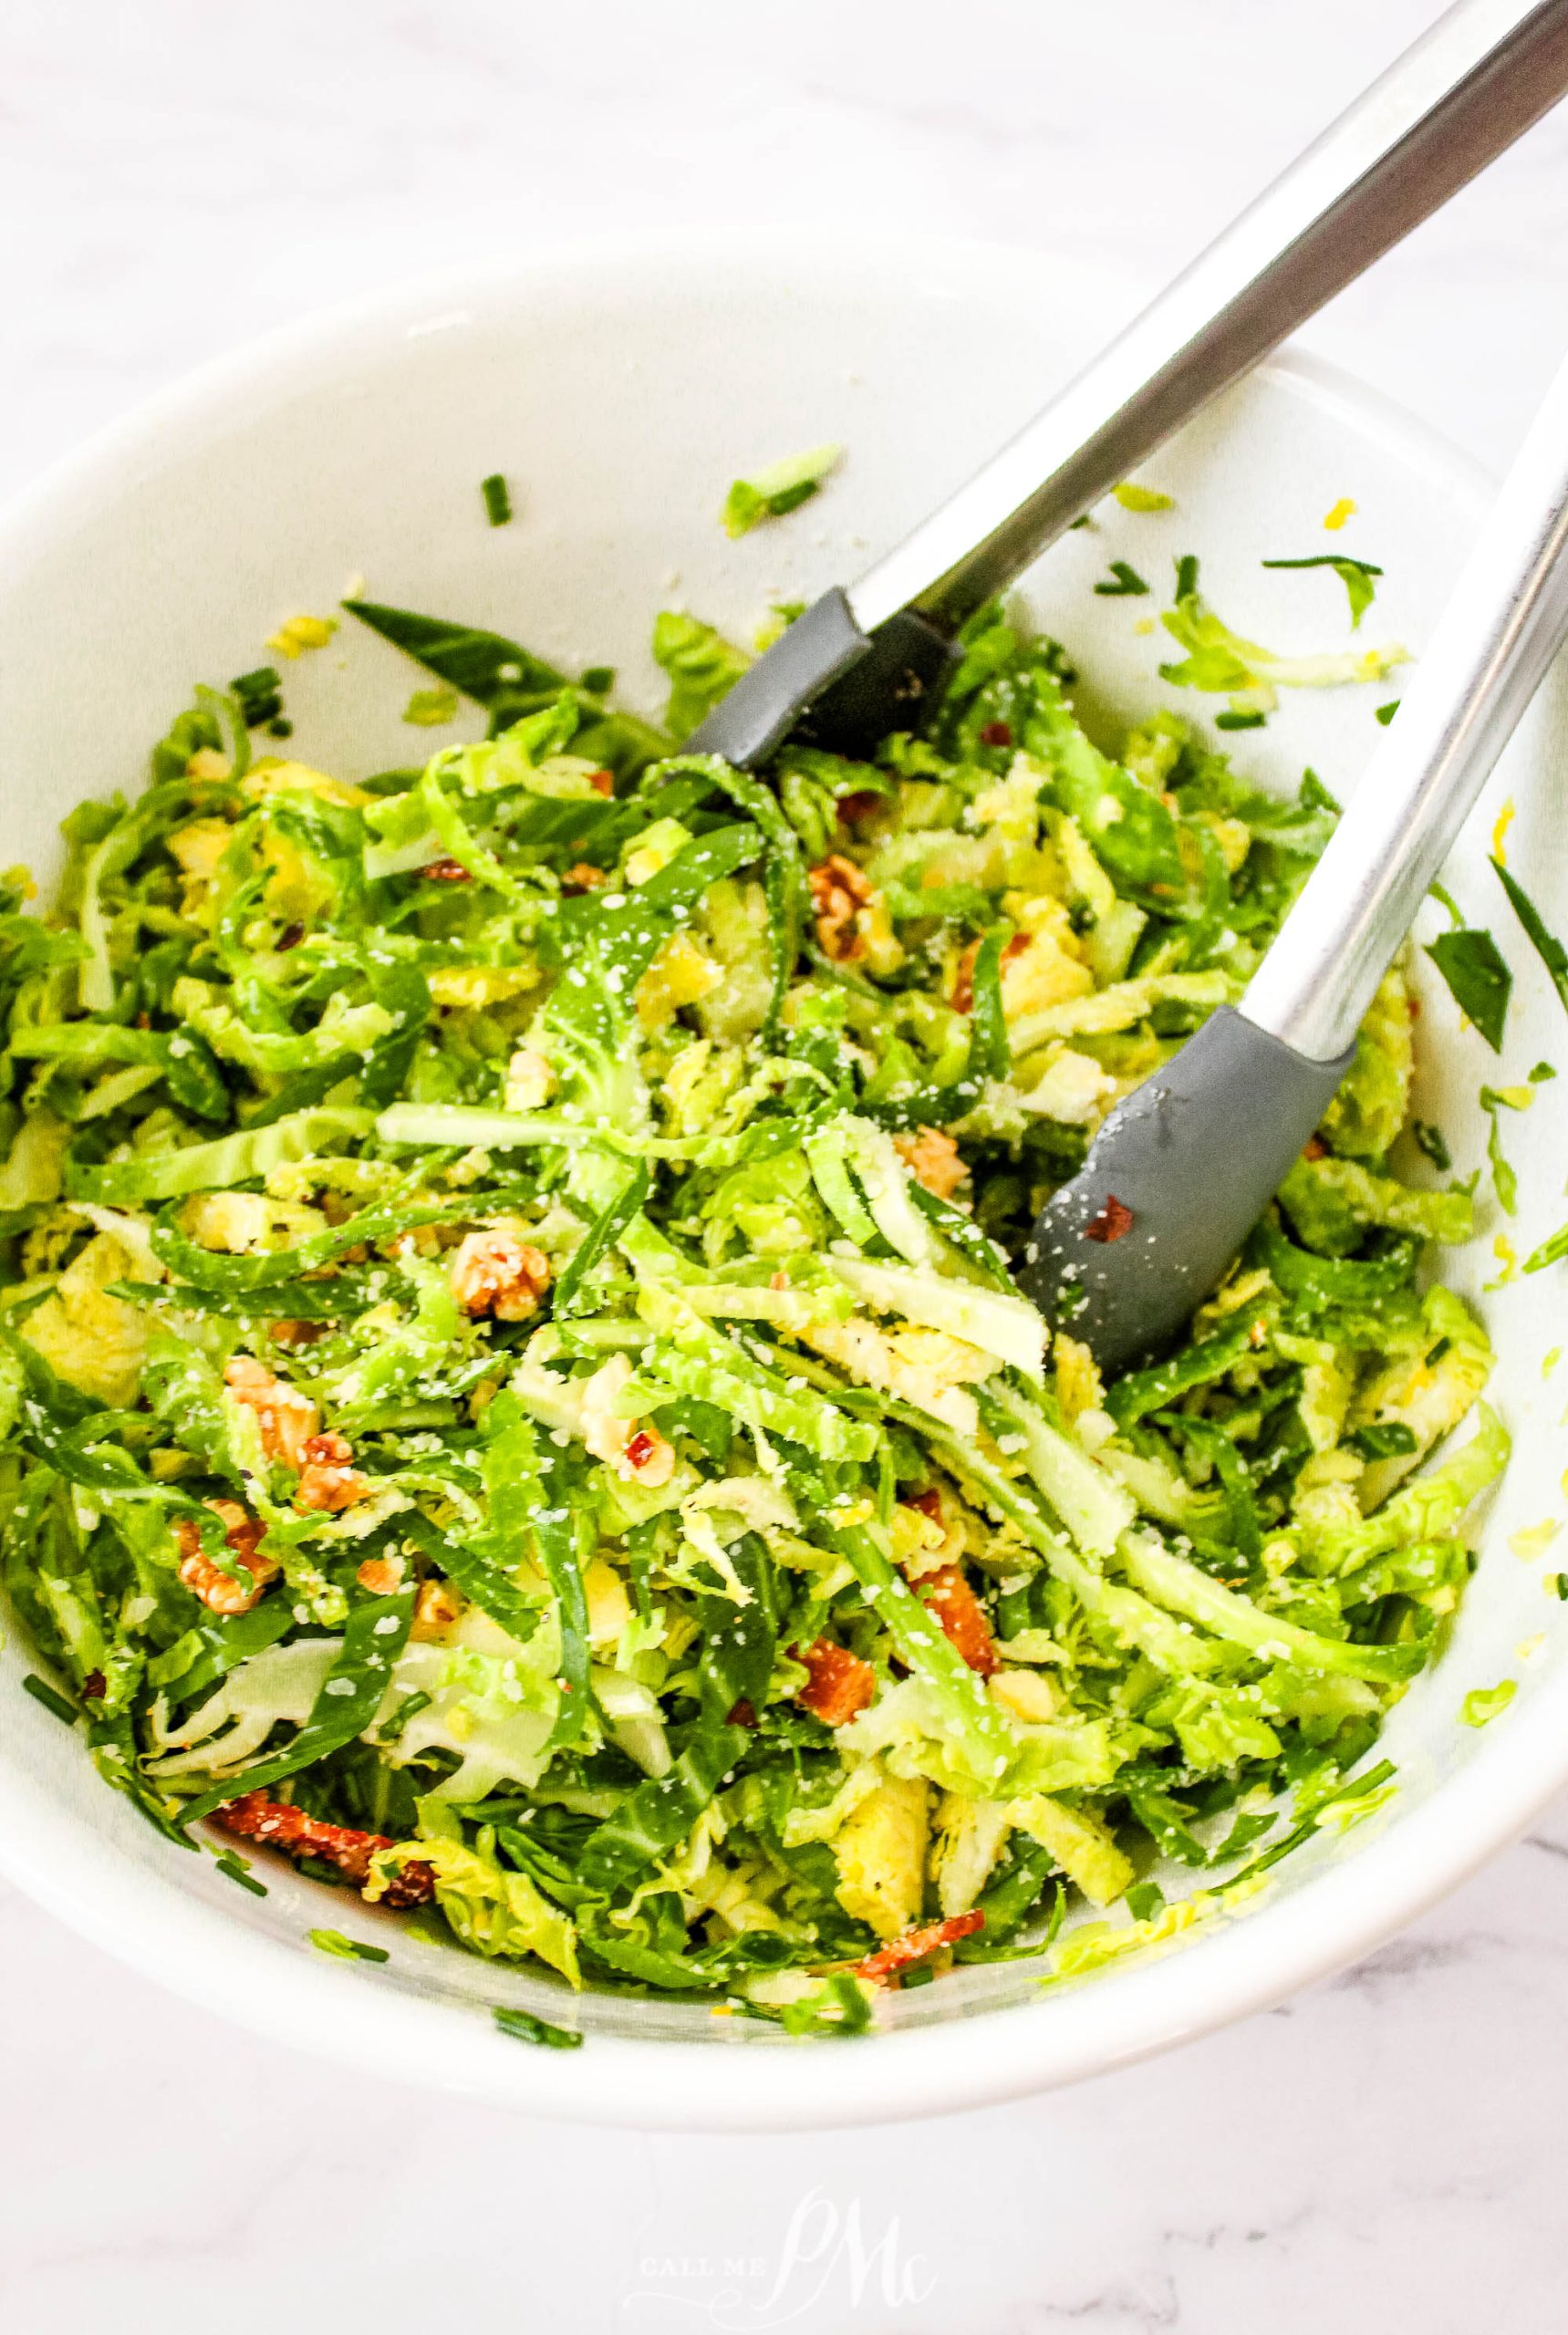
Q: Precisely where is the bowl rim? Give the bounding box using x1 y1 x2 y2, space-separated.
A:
0 228 1549 2134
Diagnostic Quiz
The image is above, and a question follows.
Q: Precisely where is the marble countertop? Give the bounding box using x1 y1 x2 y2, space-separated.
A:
5 4 1568 2328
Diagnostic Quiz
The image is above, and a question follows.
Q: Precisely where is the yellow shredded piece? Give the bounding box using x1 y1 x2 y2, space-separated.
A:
266 613 339 659
1509 1519 1560 1562
1112 483 1173 513
1323 497 1356 531
1492 797 1516 865
1544 1346 1563 1378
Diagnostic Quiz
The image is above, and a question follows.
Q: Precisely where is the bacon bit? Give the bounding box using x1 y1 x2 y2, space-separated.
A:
175 1500 278 1616
794 1636 877 1727
269 1318 326 1349
918 1563 1000 1676
563 861 609 891
852 1910 984 1985
1303 1134 1327 1161
950 940 978 1014
836 788 883 829
903 1487 942 1522
135 1012 151 1031
769 1269 791 1292
726 1697 758 1728
357 1554 404 1595
224 1356 320 1470
449 1229 552 1323
809 853 876 962
295 1431 371 1514
893 1126 970 1201
587 769 616 798
421 856 472 883
978 721 1013 749
276 920 306 951
212 1790 435 1907
1083 1194 1135 1244
83 1669 107 1702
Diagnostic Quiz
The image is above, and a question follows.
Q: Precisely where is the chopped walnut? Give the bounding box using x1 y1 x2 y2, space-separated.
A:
295 1430 372 1513
893 1126 970 1201
223 1356 319 1470
175 1499 277 1615
412 1577 465 1639
449 1229 552 1322
809 853 877 962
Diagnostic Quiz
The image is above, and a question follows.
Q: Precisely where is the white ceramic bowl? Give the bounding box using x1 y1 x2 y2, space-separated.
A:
3 235 1567 2131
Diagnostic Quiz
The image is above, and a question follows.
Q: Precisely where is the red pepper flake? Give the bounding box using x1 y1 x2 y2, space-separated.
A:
1303 1134 1327 1161
978 721 1013 748
1084 1194 1134 1244
211 1790 435 1907
421 857 472 883
83 1669 107 1702
276 920 306 951
587 769 615 798
726 1697 758 1728
852 1910 984 1985
624 1429 658 1472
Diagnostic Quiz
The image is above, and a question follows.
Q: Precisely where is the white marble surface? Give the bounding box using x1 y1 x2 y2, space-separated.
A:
5 4 1568 2328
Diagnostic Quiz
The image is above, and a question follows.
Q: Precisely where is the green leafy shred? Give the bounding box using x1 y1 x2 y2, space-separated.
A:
722 444 841 538
0 584 1501 2025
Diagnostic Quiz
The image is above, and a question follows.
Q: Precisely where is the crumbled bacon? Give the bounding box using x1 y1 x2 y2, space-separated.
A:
903 1487 942 1523
587 769 616 798
83 1669 107 1702
851 1910 984 1985
276 920 306 951
794 1636 877 1727
918 1562 1000 1676
175 1500 278 1615
836 789 883 829
356 1554 404 1595
1083 1194 1135 1244
893 1126 970 1201
295 1430 372 1514
269 1318 326 1349
211 1790 435 1907
449 1229 552 1322
563 862 609 891
224 1356 320 1470
978 721 1013 749
420 856 472 883
1303 1134 1327 1161
809 853 876 962
726 1697 758 1729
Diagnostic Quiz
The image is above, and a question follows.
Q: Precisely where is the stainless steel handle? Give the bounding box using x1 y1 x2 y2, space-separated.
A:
847 0 1568 638
1241 348 1568 1064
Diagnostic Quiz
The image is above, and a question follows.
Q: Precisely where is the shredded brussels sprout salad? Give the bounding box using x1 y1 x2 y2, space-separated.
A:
0 555 1510 2036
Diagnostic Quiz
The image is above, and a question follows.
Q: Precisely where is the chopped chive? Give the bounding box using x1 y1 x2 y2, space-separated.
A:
22 1672 78 1723
1556 1574 1568 1601
1530 1060 1557 1082
1174 554 1200 600
378 1686 432 1744
1067 514 1093 531
266 717 294 739
1215 711 1266 731
1262 553 1382 628
1376 700 1400 726
1412 1120 1451 1172
493 2004 584 2050
481 473 513 527
898 1962 936 1988
309 1926 390 1964
579 665 616 695
215 1850 268 1898
1093 560 1150 598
